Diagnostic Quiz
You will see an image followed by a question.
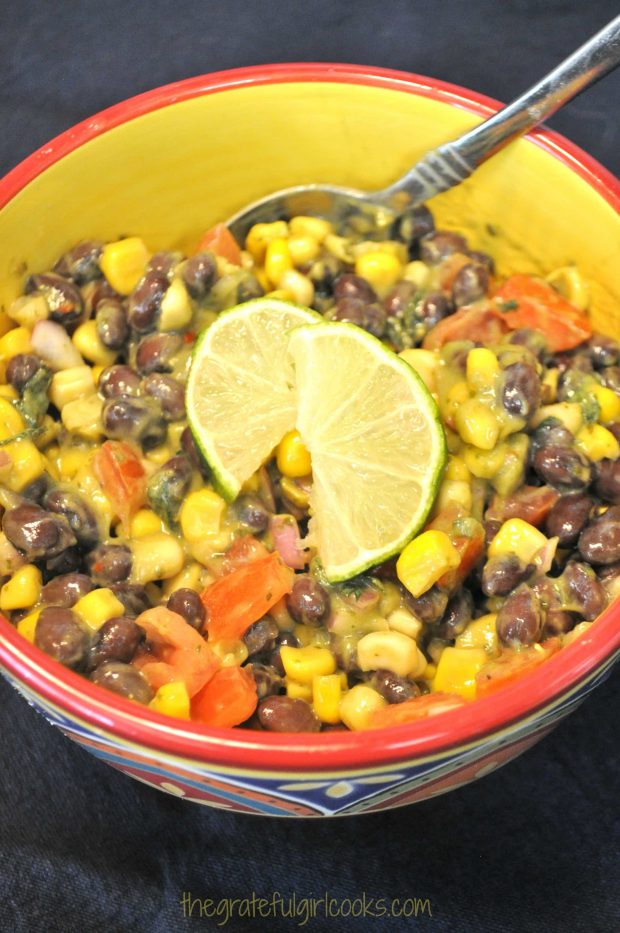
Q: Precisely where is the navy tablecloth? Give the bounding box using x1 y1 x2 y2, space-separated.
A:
1 3 619 931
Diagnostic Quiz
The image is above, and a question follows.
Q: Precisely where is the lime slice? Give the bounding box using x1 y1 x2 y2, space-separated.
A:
288 322 447 581
186 298 320 499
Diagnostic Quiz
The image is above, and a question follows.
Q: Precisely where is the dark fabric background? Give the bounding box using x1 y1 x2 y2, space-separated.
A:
1 3 619 931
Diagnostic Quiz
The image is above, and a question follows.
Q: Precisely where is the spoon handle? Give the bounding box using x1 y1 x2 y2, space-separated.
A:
380 14 620 205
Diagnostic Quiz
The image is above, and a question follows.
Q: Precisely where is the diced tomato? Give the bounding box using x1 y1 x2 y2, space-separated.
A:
368 692 467 729
221 535 270 574
191 665 258 728
494 275 592 352
134 607 220 697
485 486 560 528
428 506 486 592
423 305 509 350
201 551 294 642
195 222 242 266
475 638 561 698
93 440 146 532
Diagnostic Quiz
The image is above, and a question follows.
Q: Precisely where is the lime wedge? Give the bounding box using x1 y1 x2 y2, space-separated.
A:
186 298 320 499
288 322 447 581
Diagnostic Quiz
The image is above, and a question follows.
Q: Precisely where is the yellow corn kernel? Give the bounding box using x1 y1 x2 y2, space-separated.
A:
0 564 42 611
324 233 355 263
245 221 289 262
354 251 402 293
399 348 439 393
293 623 314 647
575 423 620 462
162 562 206 597
99 237 150 295
0 385 18 401
278 269 315 306
339 684 386 731
286 679 313 702
432 646 488 700
356 630 426 678
289 215 333 242
276 430 312 478
7 294 49 329
288 235 320 267
0 398 26 439
466 347 500 392
456 613 498 654
72 320 116 367
402 260 431 289
180 488 226 542
130 509 166 538
280 476 310 509
3 439 45 492
57 444 94 480
546 265 590 310
210 639 249 668
92 365 105 386
35 415 60 452
444 455 471 483
434 478 473 514
50 366 96 410
17 610 41 644
159 276 193 331
188 532 233 565
541 368 559 403
531 401 583 434
441 379 470 424
61 394 103 440
562 620 593 647
131 533 185 584
0 326 33 363
149 681 191 719
73 588 125 633
280 645 336 683
396 530 460 598
312 673 342 724
264 237 293 287
591 384 620 425
353 240 408 263
0 308 15 338
454 398 501 450
423 662 437 681
488 517 548 565
145 444 172 466
386 608 423 641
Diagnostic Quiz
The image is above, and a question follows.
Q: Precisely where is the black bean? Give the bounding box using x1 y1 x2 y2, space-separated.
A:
417 291 452 329
109 583 152 617
5 354 41 393
506 328 549 360
40 572 95 608
90 661 153 704
96 299 129 350
332 297 386 338
102 396 167 449
589 334 619 369
236 274 264 303
437 589 473 639
86 544 132 585
98 364 142 399
451 263 489 307
533 445 591 489
270 631 300 676
167 588 206 632
25 272 83 325
531 420 574 454
484 519 503 547
2 503 76 560
54 240 103 284
248 662 282 700
405 585 449 624
578 506 620 565
257 695 321 732
545 610 578 636
545 493 594 546
419 231 467 265
333 273 378 304
146 251 181 278
383 281 417 317
468 250 495 274
600 366 620 393
127 271 169 332
496 586 545 647
147 455 192 527
45 547 82 576
21 473 51 503
182 251 217 298
370 670 420 704
243 616 279 656
87 616 143 671
43 485 100 550
308 255 342 295
393 204 435 248
502 361 541 419
557 352 593 378
563 561 607 620
135 333 182 375
234 495 269 533
286 577 330 626
594 458 620 504
607 422 620 445
482 556 531 598
143 373 185 421
35 607 89 669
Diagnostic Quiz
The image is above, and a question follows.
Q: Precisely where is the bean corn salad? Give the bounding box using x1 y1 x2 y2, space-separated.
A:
1 206 619 732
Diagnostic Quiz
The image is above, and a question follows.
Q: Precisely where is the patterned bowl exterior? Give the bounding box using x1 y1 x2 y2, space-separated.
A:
0 64 619 817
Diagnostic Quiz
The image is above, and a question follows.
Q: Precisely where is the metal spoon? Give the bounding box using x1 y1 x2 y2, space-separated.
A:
227 15 620 242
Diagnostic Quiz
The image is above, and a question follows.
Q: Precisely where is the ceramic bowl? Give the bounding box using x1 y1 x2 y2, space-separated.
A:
0 64 619 817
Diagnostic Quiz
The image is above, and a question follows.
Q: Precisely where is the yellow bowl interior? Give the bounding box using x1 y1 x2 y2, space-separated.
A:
1 78 619 336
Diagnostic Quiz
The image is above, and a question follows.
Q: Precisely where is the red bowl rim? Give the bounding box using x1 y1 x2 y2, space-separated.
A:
1 62 619 774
